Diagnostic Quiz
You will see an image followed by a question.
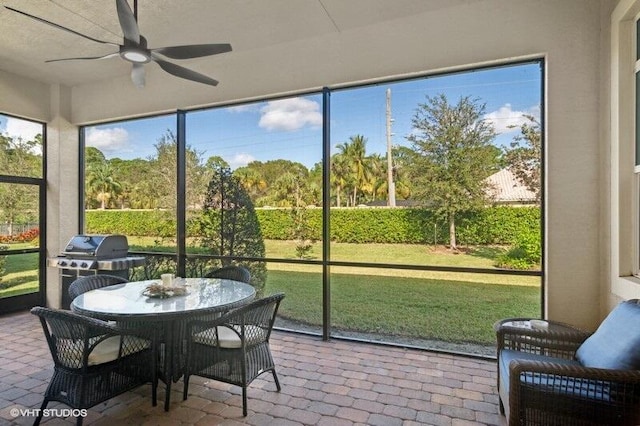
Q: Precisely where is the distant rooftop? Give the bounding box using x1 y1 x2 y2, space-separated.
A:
486 168 536 204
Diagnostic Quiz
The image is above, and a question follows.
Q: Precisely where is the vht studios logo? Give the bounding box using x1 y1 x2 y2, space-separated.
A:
10 407 88 418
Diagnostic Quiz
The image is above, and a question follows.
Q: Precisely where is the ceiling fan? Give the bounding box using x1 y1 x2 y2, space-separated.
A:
4 0 231 88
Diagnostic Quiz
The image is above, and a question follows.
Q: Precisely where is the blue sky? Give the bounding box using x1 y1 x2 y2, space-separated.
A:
1 62 541 170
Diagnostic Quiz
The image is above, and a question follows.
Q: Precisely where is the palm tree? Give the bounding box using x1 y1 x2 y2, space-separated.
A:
371 150 412 201
272 165 308 207
234 168 267 201
87 163 122 209
336 135 372 206
330 153 349 207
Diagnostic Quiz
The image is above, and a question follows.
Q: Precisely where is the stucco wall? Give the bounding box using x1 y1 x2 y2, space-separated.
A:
0 69 49 122
0 74 79 309
0 0 613 328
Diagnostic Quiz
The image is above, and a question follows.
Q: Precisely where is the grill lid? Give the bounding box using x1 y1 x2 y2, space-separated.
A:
62 234 129 259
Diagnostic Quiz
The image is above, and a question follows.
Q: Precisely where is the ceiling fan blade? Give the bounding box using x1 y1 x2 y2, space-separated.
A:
4 6 118 46
116 0 140 44
45 52 120 63
152 57 218 86
131 63 145 88
151 43 232 60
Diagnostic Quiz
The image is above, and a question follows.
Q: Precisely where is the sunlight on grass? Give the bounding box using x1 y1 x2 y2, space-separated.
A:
0 252 39 298
264 240 539 286
266 269 539 346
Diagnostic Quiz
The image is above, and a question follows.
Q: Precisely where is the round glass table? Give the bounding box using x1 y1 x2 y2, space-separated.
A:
71 278 256 411
71 278 255 319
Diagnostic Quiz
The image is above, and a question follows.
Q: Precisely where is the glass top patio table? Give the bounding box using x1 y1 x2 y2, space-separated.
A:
71 278 255 319
71 277 256 411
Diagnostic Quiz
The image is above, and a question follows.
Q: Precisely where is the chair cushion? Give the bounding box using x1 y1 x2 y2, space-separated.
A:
87 335 150 366
499 349 581 397
194 325 267 348
576 300 640 370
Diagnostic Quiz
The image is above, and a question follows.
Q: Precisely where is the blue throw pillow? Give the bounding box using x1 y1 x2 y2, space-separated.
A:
576 300 640 370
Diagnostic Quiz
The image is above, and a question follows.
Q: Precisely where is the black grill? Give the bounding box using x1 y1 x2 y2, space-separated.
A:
48 234 145 309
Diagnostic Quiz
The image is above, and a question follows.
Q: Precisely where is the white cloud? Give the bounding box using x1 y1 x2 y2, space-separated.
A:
86 127 132 155
484 104 540 134
229 153 255 169
259 98 322 131
4 117 42 141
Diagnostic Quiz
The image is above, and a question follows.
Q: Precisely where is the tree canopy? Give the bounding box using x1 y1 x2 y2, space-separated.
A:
405 94 499 250
0 132 42 235
503 115 541 203
81 93 538 248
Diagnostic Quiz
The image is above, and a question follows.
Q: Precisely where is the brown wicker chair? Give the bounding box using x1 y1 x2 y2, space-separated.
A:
183 293 285 416
32 307 157 426
205 265 251 284
495 300 640 426
68 274 128 300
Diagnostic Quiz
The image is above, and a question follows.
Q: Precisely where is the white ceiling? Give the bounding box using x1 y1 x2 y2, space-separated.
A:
0 0 470 88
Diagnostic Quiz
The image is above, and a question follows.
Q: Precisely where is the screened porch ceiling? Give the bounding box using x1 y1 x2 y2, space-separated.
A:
0 0 479 89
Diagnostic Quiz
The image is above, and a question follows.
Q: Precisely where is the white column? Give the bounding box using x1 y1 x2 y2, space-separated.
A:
46 84 78 308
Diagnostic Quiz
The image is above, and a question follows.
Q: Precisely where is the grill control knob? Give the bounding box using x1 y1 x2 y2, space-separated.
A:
58 260 67 267
80 262 88 268
70 261 77 267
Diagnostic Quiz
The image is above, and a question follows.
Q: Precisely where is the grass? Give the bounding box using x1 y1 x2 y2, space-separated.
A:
0 238 541 349
266 269 540 346
265 239 539 287
267 239 501 267
0 250 39 298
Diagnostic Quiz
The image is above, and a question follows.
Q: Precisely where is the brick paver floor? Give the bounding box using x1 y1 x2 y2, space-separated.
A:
0 310 505 425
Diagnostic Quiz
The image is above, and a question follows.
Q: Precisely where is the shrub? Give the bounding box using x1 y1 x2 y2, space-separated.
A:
86 210 175 237
197 166 267 295
0 245 7 282
85 205 540 247
291 205 316 259
0 228 39 244
495 227 541 269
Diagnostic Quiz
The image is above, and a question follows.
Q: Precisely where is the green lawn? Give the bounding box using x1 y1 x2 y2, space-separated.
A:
266 239 503 268
1 238 541 350
0 250 39 297
265 269 540 346
264 239 539 287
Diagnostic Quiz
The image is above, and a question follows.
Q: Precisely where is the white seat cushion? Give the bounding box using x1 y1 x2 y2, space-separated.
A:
194 325 267 349
87 335 150 366
216 326 242 348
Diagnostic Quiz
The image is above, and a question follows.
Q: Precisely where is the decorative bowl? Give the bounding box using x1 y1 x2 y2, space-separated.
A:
142 283 188 299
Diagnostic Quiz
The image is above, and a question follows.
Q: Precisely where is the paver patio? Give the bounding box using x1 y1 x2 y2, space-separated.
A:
0 310 504 425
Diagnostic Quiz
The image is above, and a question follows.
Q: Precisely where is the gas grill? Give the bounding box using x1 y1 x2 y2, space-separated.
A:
48 234 145 309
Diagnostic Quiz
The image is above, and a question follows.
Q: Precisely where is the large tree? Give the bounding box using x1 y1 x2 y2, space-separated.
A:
330 153 350 207
406 94 498 250
109 157 156 209
0 133 41 234
335 135 372 206
148 130 208 210
271 164 309 207
87 162 122 209
503 115 541 203
236 159 310 207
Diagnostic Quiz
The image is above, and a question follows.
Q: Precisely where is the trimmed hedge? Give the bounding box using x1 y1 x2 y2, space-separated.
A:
86 210 176 237
86 206 539 246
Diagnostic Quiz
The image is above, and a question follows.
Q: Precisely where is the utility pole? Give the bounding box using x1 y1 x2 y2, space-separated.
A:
386 88 396 207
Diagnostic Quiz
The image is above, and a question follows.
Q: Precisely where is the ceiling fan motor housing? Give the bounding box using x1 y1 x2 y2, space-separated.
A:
120 36 151 63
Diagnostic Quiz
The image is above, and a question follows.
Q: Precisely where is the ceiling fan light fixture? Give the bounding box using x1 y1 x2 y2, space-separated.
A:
121 49 150 63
